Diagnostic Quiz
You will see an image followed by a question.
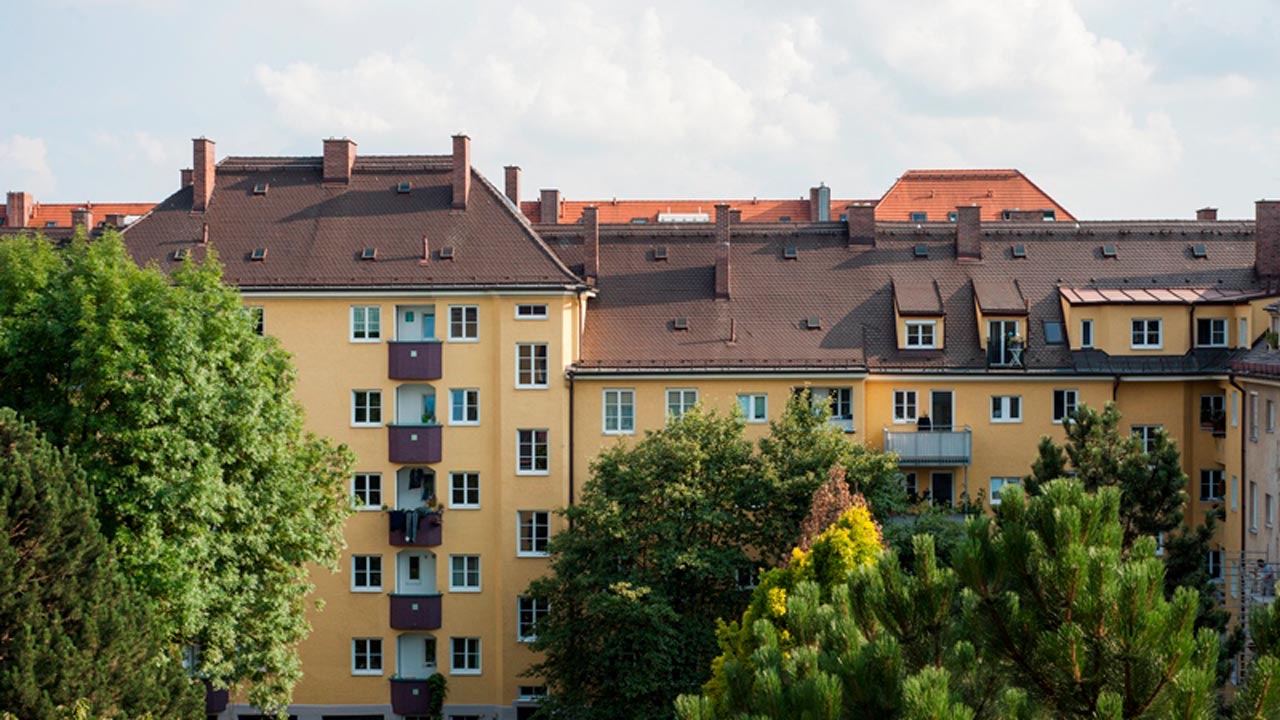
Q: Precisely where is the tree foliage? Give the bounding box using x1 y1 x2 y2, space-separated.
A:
0 233 353 710
0 408 200 719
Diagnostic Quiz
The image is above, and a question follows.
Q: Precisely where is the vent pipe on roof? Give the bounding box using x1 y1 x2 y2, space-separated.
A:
810 184 831 222
504 165 520 205
539 189 560 224
583 206 599 285
180 168 193 188
452 134 471 209
192 138 215 213
1197 207 1218 222
323 138 357 184
71 207 93 231
956 204 982 262
5 191 32 228
845 202 875 248
1257 200 1280 282
715 204 732 300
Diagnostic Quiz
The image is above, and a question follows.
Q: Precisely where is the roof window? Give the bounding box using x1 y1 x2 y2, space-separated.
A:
1043 321 1065 345
673 317 689 331
1012 244 1027 259
252 183 269 195
1191 244 1208 259
630 217 649 224
360 247 377 261
397 181 412 194
250 247 267 261
173 248 189 261
913 244 929 258
783 246 799 260
1101 244 1118 258
45 221 57 228
1042 210 1056 221
653 246 668 261
910 212 928 222
947 211 958 222
778 216 792 223
439 246 455 260
804 316 822 330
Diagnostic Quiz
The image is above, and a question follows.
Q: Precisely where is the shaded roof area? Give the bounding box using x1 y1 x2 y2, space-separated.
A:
123 157 581 289
520 198 872 226
877 169 1074 222
0 201 154 228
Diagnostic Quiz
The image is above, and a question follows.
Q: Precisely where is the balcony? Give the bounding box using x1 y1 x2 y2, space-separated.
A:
388 424 442 464
987 337 1025 368
883 426 972 466
388 341 443 380
1200 411 1227 437
390 677 435 716
388 509 443 547
389 593 442 630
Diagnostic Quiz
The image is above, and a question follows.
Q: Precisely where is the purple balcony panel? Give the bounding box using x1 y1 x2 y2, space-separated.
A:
388 424 442 464
388 509 443 547
388 341 443 380
204 681 229 715
390 593 443 630
390 678 434 716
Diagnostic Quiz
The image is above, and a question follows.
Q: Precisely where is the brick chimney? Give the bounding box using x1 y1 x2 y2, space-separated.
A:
452 134 471 209
539 189 560 224
714 204 732 300
845 202 875 248
504 166 520 205
5 191 32 228
323 138 356 184
583 205 599 284
180 168 193 188
71 207 93 231
1197 207 1218 221
1256 200 1280 281
809 184 831 222
192 138 215 213
956 205 982 262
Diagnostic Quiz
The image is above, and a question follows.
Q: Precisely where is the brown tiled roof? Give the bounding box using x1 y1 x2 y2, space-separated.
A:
973 278 1027 315
123 156 582 289
877 169 1074 222
893 279 943 315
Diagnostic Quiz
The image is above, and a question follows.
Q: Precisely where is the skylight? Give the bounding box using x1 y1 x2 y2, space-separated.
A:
783 246 799 260
1012 244 1027 259
250 247 267 261
1101 244 1118 258
360 247 377 261
397 181 412 194
253 183 268 195
914 244 929 258
1191 244 1208 259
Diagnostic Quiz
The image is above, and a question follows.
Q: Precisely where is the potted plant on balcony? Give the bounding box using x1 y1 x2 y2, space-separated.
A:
420 409 436 425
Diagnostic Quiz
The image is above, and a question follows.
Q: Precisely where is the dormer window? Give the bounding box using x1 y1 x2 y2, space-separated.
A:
910 212 927 222
905 320 937 348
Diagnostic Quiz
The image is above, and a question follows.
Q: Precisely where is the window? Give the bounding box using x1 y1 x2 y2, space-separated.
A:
1196 318 1227 348
517 430 549 474
1251 392 1260 442
902 472 918 499
352 555 382 592
517 596 549 642
1132 425 1162 455
1240 317 1250 348
1232 391 1240 427
518 511 550 556
1269 400 1276 433
990 477 1020 506
449 389 479 425
1155 532 1165 557
810 387 854 431
352 473 382 510
450 637 481 675
1043 321 1065 345
350 305 381 341
1268 493 1275 528
352 638 383 675
1201 394 1226 431
737 393 768 423
516 304 548 320
1208 550 1223 581
449 472 479 509
448 305 478 341
1052 389 1078 424
516 344 549 388
1080 319 1094 348
990 396 1022 423
352 390 382 426
1251 481 1259 531
518 686 549 702
1200 469 1224 501
905 321 937 348
893 390 918 423
736 566 760 590
666 388 699 419
249 306 265 336
408 555 422 581
449 555 481 592
1131 319 1162 349
909 211 928 222
603 389 636 434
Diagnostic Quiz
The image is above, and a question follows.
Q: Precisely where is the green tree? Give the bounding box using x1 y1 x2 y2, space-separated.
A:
0 408 200 719
0 233 353 710
1023 436 1067 496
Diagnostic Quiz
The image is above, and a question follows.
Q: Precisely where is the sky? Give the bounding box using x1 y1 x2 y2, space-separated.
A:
3 0 1279 219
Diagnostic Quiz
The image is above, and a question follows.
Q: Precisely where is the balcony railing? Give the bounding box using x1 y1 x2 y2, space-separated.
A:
883 426 973 466
1200 410 1227 437
987 338 1025 368
388 509 443 547
388 424 442 464
390 677 435 716
389 593 443 630
388 341 443 380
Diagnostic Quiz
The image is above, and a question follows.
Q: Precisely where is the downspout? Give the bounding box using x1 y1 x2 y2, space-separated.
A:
1230 373 1247 558
1112 374 1121 402
568 369 575 516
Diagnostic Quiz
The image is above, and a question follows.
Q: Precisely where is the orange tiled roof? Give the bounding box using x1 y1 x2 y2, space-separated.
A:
0 202 155 228
877 169 1073 222
520 198 872 225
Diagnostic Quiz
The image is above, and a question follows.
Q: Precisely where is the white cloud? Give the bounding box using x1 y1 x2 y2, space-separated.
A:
0 135 56 196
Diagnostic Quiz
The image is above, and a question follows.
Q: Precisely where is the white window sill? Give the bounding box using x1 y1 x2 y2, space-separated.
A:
449 421 481 427
449 337 480 343
517 636 537 644
904 345 937 350
352 670 383 676
1131 345 1163 350
603 429 635 436
354 505 381 512
449 504 481 511
349 338 382 343
517 551 550 559
892 418 917 425
450 669 481 676
351 587 383 593
351 422 384 428
745 419 769 424
517 470 550 477
449 587 482 593
516 385 550 391
991 419 1023 424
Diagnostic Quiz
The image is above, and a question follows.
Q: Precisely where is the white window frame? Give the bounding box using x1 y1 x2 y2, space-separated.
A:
1232 391 1240 427
351 390 383 427
249 306 265 336
1053 389 1079 424
666 388 699 419
1200 469 1224 501
350 305 382 342
989 477 1020 506
1130 318 1163 349
1132 425 1162 455
1269 399 1276 433
351 638 383 676
1196 317 1227 348
517 686 549 702
518 510 550 557
811 387 855 431
1268 493 1275 528
1240 317 1250 348
449 388 480 426
737 393 768 423
517 596 549 643
449 471 480 509
450 637 481 675
990 395 1022 423
516 343 549 389
1208 550 1223 581
904 320 937 349
448 304 479 342
893 390 918 424
515 304 548 320
517 429 550 475
449 554 481 593
1251 392 1260 442
1080 319 1093 348
352 473 382 510
1251 481 1259 531
351 555 383 592
603 388 636 435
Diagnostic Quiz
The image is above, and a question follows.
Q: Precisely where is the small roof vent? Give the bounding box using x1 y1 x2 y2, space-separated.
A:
439 246 455 260
804 316 822 330
631 217 649 224
252 182 269 195
653 246 668 261
1011 244 1027 259
45 221 57 228
1101 244 1118 258
783 246 799 260
1191 243 1208 259
360 247 377 261
673 317 689 330
778 216 792 223
173 248 189 260
397 181 412 194
913 244 929 258
250 247 267 261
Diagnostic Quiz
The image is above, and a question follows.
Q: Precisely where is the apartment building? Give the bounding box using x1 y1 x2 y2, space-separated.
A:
119 134 1279 719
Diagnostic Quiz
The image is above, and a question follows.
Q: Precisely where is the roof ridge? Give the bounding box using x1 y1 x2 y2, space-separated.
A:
470 167 584 285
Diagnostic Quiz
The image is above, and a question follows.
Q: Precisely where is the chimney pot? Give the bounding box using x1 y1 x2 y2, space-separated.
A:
1256 200 1280 281
5 191 33 228
715 204 732 300
452 134 471 209
583 206 599 284
180 168 193 188
956 205 982 262
539 189 561 224
322 138 357 184
845 202 876 248
1197 207 1218 222
809 184 831 222
504 166 521 205
192 138 216 212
